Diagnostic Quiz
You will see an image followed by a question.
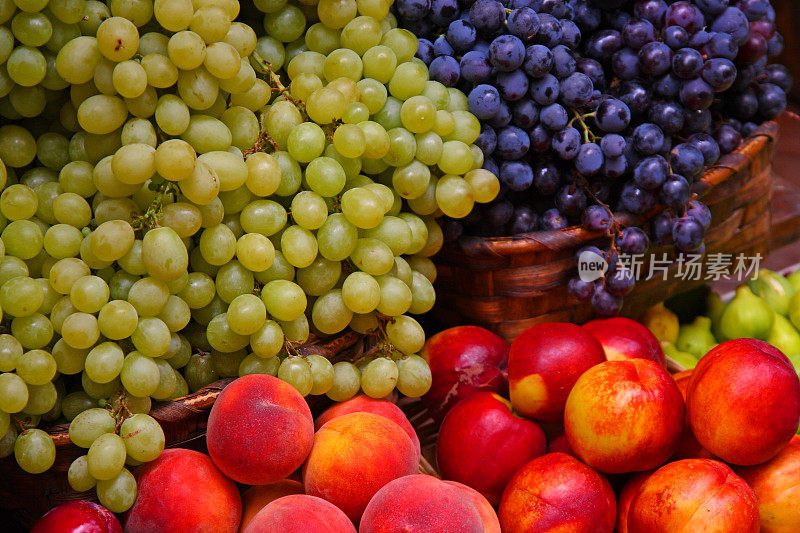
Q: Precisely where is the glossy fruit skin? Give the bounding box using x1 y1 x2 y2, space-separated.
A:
687 338 800 465
508 322 606 422
436 392 546 505
583 317 666 366
31 500 123 533
421 326 509 422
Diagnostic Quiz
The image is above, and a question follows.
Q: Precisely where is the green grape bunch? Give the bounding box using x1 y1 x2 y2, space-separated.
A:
0 0 500 513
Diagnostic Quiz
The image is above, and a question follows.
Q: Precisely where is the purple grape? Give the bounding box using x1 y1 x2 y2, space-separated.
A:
660 174 691 210
467 84 502 120
612 48 640 80
433 35 454 57
686 133 721 165
649 100 685 134
488 35 526 72
652 212 676 245
633 155 669 190
585 29 624 60
496 126 531 160
568 277 594 300
507 7 540 41
671 47 703 78
704 31 739 59
601 134 626 157
591 285 623 317
695 0 729 15
669 143 704 177
468 0 506 35
686 200 712 228
560 19 582 49
445 20 477 53
595 97 631 133
507 205 539 233
475 124 497 156
756 83 787 119
582 204 611 232
533 162 562 195
415 39 434 65
713 124 742 154
639 41 672 76
397 0 430 21
560 72 593 107
486 200 514 227
653 73 681 98
556 185 587 217
576 142 604 175
496 69 530 102
602 155 629 178
606 266 635 296
540 103 569 130
460 51 493 84
622 18 656 49
576 58 606 90
551 126 582 160
523 44 554 78
619 182 656 214
511 99 539 129
429 55 460 86
663 26 690 49
632 123 664 156
430 0 460 26
664 1 705 33
634 0 667 25
529 125 552 153
672 216 705 251
530 74 560 105
499 160 535 191
486 101 513 128
679 78 714 110
535 13 564 47
763 64 793 93
618 227 650 254
711 7 750 45
615 80 650 115
541 208 569 230
442 218 464 242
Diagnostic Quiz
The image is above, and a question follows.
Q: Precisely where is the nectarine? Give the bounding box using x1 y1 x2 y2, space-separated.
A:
239 480 304 533
583 317 665 366
32 500 122 533
242 495 355 533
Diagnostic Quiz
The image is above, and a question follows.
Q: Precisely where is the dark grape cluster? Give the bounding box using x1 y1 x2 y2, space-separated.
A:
396 0 791 317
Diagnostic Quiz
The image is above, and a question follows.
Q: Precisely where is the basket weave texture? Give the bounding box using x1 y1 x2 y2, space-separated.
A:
432 122 779 342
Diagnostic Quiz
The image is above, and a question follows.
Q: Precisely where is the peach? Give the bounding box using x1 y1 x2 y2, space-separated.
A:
671 369 713 460
421 325 509 422
615 472 652 533
627 459 759 533
736 435 800 532
242 495 355 533
442 480 501 533
125 449 241 533
565 359 685 473
32 501 122 533
315 394 420 457
687 338 800 465
359 474 485 533
206 374 314 484
498 452 616 533
508 322 606 422
239 480 304 533
303 412 418 522
583 317 666 366
436 392 546 505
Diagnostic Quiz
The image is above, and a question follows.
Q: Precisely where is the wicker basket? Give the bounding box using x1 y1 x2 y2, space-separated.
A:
0 330 363 528
433 122 779 342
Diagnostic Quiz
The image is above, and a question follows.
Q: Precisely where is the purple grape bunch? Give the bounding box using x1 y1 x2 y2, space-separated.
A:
397 0 791 317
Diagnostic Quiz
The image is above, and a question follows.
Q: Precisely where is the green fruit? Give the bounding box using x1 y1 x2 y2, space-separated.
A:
747 269 795 316
676 316 718 358
640 303 679 344
766 315 800 373
707 290 727 341
787 270 800 291
661 341 699 370
789 291 800 333
719 286 774 341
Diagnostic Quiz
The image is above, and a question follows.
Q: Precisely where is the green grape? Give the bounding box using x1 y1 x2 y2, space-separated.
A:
206 314 249 353
61 312 100 349
199 224 236 266
125 394 152 415
341 271 380 314
90 220 135 263
249 320 284 358
277 355 312 396
209 348 247 378
177 272 215 309
50 258 90 294
350 238 394 276
226 293 266 335
417 217 443 257
87 432 126 481
286 122 325 163
1 183 38 221
182 116 233 155
215 260 254 303
230 78 271 111
158 295 191 332
14 428 55 474
396 355 432 398
264 101 302 151
127 277 168 317
96 467 137 513
0 425 17 459
68 407 115 448
12 11 52 47
387 61 427 101
280 225 317 268
445 110 481 144
61 392 95 422
397 213 427 255
0 276 44 317
302 353 332 395
375 275 412 316
381 28 417 63
0 125 37 168
296 256 340 297
341 188 384 229
435 174 475 219
69 275 109 314
154 0 193 32
198 151 248 192
191 293 226 325
341 102 369 125
184 353 218 392
414 131 443 166
382 127 416 167
150 358 177 400
85 342 124 384
76 94 128 135
423 81 450 110
464 169 500 203
240 199 286 236
312 290 353 335
277 314 309 343
305 22 339 55
318 0 357 29
374 96 402 131
400 95 436 134
340 16 382 55
52 339 88 375
120 352 160 396
120 413 164 462
44 224 83 259
155 94 191 136
81 373 121 400
0 372 29 413
263 4 305 42
236 233 275 273
361 357 398 398
385 315 425 354
225 21 257 57
96 300 138 341
171 374 189 399
305 87 346 124
68 455 96 492
0 334 22 372
131 317 171 358
189 6 229 44
325 361 359 401
290 191 327 231
244 152 280 198
289 72 322 102
2 220 43 259
238 352 280 376
6 45 46 87
16 349 56 385
358 121 390 160
261 279 306 322
367 217 413 256
23 381 57 415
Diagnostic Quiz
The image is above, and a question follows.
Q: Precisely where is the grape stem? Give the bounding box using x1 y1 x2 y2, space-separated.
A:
574 172 621 261
132 181 179 231
251 50 306 112
569 110 598 143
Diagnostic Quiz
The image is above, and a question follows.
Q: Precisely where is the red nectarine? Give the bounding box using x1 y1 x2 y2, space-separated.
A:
583 317 665 366
239 480 304 533
31 500 122 533
242 495 355 533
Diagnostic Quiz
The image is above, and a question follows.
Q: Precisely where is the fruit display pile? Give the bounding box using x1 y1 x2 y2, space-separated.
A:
397 0 791 315
644 267 800 372
0 0 501 514
30 316 800 532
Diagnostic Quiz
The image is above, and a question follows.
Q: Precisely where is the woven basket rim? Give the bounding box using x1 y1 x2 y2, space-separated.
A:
438 121 779 258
